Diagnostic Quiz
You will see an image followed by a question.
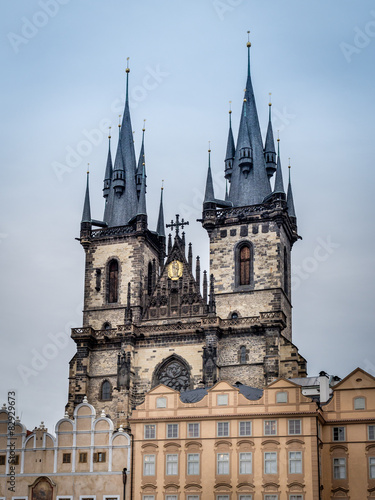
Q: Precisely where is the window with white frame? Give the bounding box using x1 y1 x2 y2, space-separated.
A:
79 497 96 500
288 419 301 435
167 423 179 438
187 453 200 475
369 457 375 479
239 452 252 474
166 496 177 500
369 425 375 440
144 424 156 439
103 497 120 500
239 421 252 436
289 496 303 500
142 496 155 500
216 496 229 500
333 457 346 479
264 420 277 435
289 451 302 474
187 422 200 438
264 496 278 500
264 452 277 474
239 496 252 500
217 421 229 437
354 397 365 410
333 427 345 441
156 397 167 408
57 497 73 500
143 454 155 475
217 394 228 406
276 391 288 403
187 496 199 500
166 454 178 475
217 453 229 474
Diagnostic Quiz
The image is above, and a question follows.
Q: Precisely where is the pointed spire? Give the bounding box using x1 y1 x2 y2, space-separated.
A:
136 160 147 216
168 233 172 254
109 58 138 226
208 273 216 314
264 94 277 178
224 102 235 181
136 120 146 196
81 167 91 223
196 256 201 291
103 129 113 223
228 33 271 207
188 243 193 271
156 182 165 237
204 145 215 203
203 270 208 304
287 161 296 219
273 137 285 195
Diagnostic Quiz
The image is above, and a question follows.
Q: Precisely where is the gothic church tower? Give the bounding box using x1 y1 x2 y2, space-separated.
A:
67 44 306 428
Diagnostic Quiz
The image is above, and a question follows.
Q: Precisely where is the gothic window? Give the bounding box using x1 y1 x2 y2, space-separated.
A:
108 259 119 303
235 242 253 288
153 356 190 392
101 380 111 401
240 346 247 364
147 261 153 295
284 247 289 296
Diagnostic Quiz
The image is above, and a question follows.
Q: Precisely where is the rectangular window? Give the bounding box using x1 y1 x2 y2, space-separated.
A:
239 496 252 500
333 457 346 479
239 421 252 436
264 452 277 474
62 453 71 464
166 496 177 500
187 453 200 475
333 427 345 441
103 497 120 500
354 397 365 410
217 422 229 437
144 424 156 439
217 496 229 500
0 456 5 465
143 454 155 476
288 420 301 435
289 496 303 500
289 451 302 474
217 453 229 474
264 496 278 500
167 423 179 438
187 423 200 438
93 452 106 463
239 452 252 474
79 452 87 463
264 420 277 435
187 497 199 500
143 497 155 500
79 497 96 500
369 425 375 440
57 497 73 500
156 397 167 408
166 454 178 475
276 391 288 403
369 457 375 479
217 394 228 406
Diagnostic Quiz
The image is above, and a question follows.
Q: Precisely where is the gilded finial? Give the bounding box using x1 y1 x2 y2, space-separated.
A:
269 92 272 106
208 140 211 153
277 129 280 142
143 118 146 132
247 30 251 48
126 57 130 73
118 115 121 128
229 100 232 114
108 126 111 139
288 158 291 169
161 179 164 191
87 163 90 174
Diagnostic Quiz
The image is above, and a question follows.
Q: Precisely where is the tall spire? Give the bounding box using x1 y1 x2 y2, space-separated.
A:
81 167 91 223
204 145 215 203
136 120 146 197
264 94 277 178
109 58 138 227
287 161 296 219
156 183 165 237
103 129 113 223
224 102 235 181
273 137 285 195
228 33 271 207
136 160 147 216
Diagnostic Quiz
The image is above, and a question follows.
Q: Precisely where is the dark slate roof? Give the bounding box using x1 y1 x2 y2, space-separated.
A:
156 188 165 237
204 150 215 203
264 104 276 155
273 141 285 194
225 112 235 161
287 167 296 218
179 383 263 403
81 172 91 223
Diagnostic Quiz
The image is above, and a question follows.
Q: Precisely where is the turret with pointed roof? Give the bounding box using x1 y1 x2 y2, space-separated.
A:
136 124 146 199
224 107 235 181
103 131 113 223
81 170 91 223
287 164 296 219
264 99 277 178
156 186 165 237
273 139 285 197
204 148 215 204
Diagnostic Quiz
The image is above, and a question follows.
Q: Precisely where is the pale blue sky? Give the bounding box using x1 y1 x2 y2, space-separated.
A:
1 0 374 432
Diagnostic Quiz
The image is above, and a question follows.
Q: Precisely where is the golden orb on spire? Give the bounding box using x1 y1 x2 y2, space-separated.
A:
87 162 90 174
229 100 232 114
108 126 111 139
247 30 251 47
269 92 272 106
161 179 164 191
126 57 130 73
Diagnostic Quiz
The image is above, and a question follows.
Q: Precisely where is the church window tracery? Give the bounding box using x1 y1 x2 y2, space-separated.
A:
153 356 190 392
101 380 111 401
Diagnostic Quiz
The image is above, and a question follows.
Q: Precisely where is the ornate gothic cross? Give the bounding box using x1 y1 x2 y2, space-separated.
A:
166 214 189 237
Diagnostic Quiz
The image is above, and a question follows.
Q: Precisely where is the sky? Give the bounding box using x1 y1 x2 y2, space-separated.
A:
0 0 374 433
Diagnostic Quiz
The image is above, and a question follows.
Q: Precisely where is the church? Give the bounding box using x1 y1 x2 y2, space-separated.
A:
1 39 375 500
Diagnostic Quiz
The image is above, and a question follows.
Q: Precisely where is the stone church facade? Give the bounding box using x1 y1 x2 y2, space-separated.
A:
66 40 306 428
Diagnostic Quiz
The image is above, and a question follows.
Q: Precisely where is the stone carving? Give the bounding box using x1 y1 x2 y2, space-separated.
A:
117 352 131 390
157 359 190 391
203 345 217 386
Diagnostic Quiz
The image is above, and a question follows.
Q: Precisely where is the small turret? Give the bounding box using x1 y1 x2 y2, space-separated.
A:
224 103 235 181
156 185 165 237
273 138 285 197
136 122 146 198
103 130 113 223
264 95 277 178
203 147 215 205
287 162 297 220
238 103 253 179
81 169 91 224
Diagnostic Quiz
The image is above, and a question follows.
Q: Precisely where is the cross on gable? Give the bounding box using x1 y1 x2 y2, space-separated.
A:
166 214 189 237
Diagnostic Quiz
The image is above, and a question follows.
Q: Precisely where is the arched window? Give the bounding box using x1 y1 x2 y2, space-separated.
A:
240 245 251 286
108 259 119 303
147 261 153 296
240 346 247 364
101 380 111 401
284 247 289 296
152 356 190 392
